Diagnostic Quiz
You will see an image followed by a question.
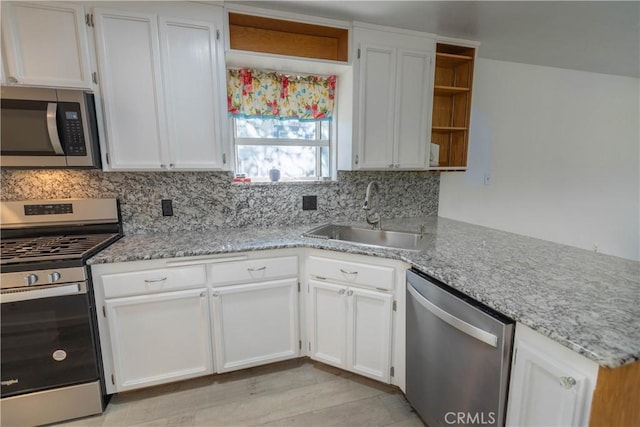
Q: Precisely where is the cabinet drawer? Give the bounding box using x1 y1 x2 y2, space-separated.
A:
102 265 206 298
307 256 395 291
209 256 298 286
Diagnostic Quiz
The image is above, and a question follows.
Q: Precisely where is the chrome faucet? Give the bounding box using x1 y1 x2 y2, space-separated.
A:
363 181 382 230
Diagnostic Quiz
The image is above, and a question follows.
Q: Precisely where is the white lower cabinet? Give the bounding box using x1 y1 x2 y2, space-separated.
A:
91 251 300 393
308 280 348 367
307 256 395 384
91 249 405 394
211 278 299 372
348 286 394 381
309 280 393 382
506 324 599 427
106 288 213 392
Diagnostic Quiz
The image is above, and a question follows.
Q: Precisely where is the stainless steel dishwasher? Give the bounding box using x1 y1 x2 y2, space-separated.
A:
406 269 514 427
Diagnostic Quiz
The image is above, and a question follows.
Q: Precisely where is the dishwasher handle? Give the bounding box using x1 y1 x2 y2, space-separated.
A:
408 282 498 348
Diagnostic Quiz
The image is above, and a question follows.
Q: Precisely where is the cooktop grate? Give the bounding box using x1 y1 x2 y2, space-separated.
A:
0 233 119 264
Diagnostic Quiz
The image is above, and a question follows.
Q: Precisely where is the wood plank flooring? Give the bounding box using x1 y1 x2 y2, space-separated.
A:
54 359 425 427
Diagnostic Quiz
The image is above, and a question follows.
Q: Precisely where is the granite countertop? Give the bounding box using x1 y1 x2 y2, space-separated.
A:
88 217 640 369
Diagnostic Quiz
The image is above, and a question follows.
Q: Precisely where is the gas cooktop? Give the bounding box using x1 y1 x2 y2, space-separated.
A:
1 233 121 265
0 198 122 272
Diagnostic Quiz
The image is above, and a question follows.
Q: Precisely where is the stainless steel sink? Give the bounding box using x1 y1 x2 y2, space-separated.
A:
303 224 426 251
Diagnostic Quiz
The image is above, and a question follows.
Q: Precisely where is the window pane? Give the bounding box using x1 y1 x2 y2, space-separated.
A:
237 145 330 179
320 146 330 178
235 117 320 140
320 121 330 140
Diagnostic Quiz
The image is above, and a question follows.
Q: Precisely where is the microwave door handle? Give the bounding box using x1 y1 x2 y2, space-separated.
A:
46 102 65 155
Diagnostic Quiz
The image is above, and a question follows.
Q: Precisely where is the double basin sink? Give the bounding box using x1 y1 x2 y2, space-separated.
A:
303 223 427 251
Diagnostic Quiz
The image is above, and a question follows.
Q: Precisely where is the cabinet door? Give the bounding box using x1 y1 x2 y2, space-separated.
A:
308 280 348 368
211 279 299 373
507 340 593 427
159 17 224 170
347 287 393 382
93 9 168 170
105 288 212 392
1 2 92 88
356 43 396 169
394 49 434 170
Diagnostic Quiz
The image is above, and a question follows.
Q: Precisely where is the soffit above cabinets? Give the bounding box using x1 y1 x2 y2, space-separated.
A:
228 1 640 78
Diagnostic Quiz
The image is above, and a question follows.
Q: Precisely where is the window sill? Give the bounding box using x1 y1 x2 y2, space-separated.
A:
231 179 338 186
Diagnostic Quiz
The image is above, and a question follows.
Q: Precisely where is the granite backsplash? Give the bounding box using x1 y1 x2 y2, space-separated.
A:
1 170 439 235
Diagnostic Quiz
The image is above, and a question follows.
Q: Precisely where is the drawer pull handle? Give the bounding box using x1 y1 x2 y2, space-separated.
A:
144 277 167 283
247 266 266 272
338 288 346 295
340 269 358 275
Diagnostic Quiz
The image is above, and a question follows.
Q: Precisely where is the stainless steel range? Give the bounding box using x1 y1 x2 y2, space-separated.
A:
0 198 122 427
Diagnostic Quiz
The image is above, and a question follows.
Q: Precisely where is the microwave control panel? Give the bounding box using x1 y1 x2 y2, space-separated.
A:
57 102 86 156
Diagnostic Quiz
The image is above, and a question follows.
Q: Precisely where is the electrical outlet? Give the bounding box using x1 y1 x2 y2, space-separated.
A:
161 199 173 216
302 195 317 211
484 172 491 186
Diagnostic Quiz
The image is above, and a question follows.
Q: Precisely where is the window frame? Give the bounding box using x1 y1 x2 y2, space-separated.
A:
232 118 332 181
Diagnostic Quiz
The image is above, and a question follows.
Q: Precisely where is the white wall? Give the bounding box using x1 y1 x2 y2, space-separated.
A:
439 58 640 261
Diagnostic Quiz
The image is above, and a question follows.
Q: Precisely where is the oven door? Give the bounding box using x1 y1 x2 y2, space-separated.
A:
0 282 99 398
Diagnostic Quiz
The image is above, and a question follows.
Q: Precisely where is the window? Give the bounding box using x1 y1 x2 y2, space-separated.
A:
233 117 330 181
227 68 336 182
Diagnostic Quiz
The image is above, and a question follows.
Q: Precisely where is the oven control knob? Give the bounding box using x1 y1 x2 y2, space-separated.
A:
26 274 39 286
49 272 62 283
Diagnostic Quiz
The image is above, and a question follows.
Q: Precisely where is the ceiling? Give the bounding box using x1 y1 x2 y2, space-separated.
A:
229 1 640 78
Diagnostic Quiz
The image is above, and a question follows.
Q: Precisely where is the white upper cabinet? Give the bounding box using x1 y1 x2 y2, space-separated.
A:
93 9 166 170
350 24 435 170
1 2 93 88
160 18 225 170
92 4 227 171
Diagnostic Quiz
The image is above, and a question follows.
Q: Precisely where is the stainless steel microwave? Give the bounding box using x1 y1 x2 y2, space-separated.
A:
1 86 101 168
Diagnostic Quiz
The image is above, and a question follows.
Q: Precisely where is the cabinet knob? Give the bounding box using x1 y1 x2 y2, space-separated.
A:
347 290 353 296
389 164 394 169
212 291 220 297
160 164 166 169
200 291 206 297
169 163 175 169
8 76 18 83
395 164 400 169
338 288 346 295
559 376 576 389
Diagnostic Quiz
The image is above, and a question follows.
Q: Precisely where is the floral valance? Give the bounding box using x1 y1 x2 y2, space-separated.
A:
227 68 336 121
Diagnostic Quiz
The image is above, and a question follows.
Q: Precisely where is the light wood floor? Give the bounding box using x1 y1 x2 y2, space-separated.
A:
55 359 425 427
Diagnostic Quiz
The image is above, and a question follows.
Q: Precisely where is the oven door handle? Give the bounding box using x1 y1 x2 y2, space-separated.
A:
0 282 86 303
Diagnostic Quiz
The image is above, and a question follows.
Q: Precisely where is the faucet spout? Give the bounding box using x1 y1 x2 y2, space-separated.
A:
363 181 382 230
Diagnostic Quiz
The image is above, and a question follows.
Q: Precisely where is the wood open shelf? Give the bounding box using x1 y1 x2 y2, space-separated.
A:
435 52 473 65
430 43 475 169
432 126 468 133
228 13 349 62
434 85 470 95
